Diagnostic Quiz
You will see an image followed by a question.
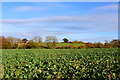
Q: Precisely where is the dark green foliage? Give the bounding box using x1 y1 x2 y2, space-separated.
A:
63 38 69 43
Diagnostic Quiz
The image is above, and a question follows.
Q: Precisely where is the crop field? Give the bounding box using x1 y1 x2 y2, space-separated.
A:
1 48 120 79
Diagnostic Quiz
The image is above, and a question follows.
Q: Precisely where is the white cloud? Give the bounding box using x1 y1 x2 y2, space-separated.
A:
1 13 117 26
15 6 46 11
1 13 117 34
1 16 90 25
2 13 116 25
94 4 118 10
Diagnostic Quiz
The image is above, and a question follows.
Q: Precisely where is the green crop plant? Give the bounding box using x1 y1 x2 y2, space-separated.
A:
1 48 120 79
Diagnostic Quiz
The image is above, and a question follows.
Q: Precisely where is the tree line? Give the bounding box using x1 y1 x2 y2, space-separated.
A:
0 36 120 49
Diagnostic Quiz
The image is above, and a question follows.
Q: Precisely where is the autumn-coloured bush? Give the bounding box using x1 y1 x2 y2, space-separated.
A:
56 47 61 49
73 41 85 44
0 36 7 49
104 42 112 48
78 45 87 49
26 40 39 49
85 42 95 48
3 42 12 49
78 41 85 44
73 41 78 43
73 46 78 49
94 42 105 48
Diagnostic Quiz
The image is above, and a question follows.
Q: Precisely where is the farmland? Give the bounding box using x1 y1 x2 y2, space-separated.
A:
56 43 85 47
35 42 85 48
1 48 120 79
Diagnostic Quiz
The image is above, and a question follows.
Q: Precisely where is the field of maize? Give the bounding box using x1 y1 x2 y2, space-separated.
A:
1 48 120 79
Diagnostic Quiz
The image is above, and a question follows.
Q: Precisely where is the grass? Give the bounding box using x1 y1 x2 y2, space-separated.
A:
56 43 85 47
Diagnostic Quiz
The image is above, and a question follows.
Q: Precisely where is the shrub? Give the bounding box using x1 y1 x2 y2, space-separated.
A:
104 42 112 48
94 42 104 48
27 41 39 49
3 42 14 49
73 46 78 49
85 42 95 48
78 45 87 49
110 39 120 48
46 42 57 49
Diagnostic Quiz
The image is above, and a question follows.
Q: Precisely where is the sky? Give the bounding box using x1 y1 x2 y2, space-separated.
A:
1 0 119 2
1 2 118 42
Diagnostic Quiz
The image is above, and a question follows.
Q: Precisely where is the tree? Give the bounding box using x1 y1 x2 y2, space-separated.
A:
110 39 120 48
15 38 22 43
45 36 58 43
22 38 28 43
63 38 69 43
0 36 2 49
0 36 7 49
6 36 17 48
45 36 58 49
6 36 15 43
32 36 42 43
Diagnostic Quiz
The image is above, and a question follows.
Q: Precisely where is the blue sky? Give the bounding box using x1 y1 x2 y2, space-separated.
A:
1 2 118 42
